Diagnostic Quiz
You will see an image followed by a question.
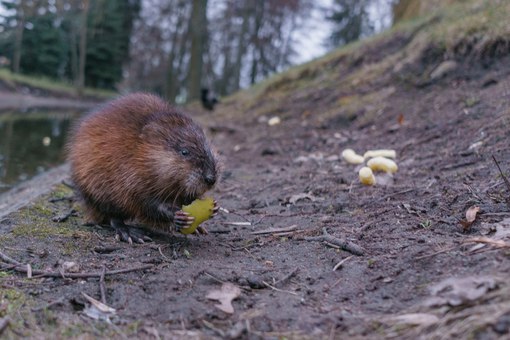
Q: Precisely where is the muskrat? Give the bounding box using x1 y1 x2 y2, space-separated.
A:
68 93 219 243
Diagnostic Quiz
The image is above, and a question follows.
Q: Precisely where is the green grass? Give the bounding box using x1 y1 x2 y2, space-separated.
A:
0 68 116 99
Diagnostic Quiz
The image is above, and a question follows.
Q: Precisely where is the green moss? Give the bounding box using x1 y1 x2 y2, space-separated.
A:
11 220 74 238
60 324 92 338
1 289 26 317
50 185 74 200
125 320 142 335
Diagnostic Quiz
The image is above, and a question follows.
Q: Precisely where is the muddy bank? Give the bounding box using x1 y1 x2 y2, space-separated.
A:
0 91 97 111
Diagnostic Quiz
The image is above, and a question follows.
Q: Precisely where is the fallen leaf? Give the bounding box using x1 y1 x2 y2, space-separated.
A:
465 220 510 251
397 113 404 126
81 292 116 322
425 276 499 308
61 261 80 273
288 192 323 205
489 218 510 240
466 206 480 223
465 236 510 249
267 116 281 126
460 205 480 230
389 313 439 327
206 283 241 314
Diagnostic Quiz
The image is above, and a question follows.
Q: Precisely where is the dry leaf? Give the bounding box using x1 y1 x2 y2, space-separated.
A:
465 236 510 249
267 116 281 126
397 113 404 126
206 283 241 314
466 206 480 222
81 292 116 321
389 313 439 327
288 192 323 205
425 276 498 308
460 205 480 230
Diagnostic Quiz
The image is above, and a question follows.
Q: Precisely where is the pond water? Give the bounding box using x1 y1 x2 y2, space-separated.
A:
0 110 83 194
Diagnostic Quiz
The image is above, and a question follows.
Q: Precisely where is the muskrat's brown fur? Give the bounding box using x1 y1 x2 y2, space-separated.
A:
68 93 219 233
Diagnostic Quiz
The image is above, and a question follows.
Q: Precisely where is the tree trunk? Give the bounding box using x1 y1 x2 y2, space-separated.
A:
77 0 89 96
165 3 188 102
250 0 264 85
187 0 208 101
232 0 250 92
12 5 25 74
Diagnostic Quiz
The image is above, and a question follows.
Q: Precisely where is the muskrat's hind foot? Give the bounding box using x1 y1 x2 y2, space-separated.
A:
111 219 152 244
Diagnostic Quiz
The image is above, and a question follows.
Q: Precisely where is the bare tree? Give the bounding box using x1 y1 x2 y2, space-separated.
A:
165 1 191 102
76 0 89 95
187 0 207 101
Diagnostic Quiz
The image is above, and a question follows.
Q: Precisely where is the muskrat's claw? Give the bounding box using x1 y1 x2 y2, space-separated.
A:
195 226 209 235
211 200 220 218
174 210 194 231
111 219 152 244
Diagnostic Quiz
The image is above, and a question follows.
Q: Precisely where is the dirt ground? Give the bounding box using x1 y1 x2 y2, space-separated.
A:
1 10 510 340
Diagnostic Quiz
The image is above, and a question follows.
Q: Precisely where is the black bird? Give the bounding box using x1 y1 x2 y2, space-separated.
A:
201 88 219 111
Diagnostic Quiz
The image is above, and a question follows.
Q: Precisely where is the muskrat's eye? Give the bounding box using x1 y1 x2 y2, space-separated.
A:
180 148 190 156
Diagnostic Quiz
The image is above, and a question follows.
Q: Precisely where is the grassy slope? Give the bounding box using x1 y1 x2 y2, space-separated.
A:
0 68 115 99
219 0 510 124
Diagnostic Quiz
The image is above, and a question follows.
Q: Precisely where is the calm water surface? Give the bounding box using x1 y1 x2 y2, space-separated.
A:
0 110 82 194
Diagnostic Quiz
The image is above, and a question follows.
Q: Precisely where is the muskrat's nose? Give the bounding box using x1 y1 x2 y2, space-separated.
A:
204 173 216 186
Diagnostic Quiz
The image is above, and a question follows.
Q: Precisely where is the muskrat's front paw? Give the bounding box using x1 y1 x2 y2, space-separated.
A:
174 210 194 231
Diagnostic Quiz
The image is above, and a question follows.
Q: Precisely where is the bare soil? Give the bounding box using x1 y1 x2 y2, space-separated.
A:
1 22 510 340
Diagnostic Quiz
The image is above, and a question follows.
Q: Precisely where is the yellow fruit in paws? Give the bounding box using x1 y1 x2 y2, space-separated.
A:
180 197 214 234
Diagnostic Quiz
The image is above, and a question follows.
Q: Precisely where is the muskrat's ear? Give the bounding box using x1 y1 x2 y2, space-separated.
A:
140 120 158 139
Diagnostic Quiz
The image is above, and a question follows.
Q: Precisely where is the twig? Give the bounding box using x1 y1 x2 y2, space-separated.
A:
93 245 121 254
333 256 353 271
415 245 458 260
304 228 364 256
0 265 16 272
158 246 171 261
99 266 107 304
203 271 227 285
262 281 299 296
377 188 416 202
52 209 76 223
0 250 152 279
492 155 510 205
251 225 298 235
464 236 510 248
48 196 74 203
274 268 299 288
0 251 22 266
0 317 10 336
440 159 479 171
224 222 252 226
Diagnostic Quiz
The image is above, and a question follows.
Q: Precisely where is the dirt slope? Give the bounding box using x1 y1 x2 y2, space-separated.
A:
1 0 510 339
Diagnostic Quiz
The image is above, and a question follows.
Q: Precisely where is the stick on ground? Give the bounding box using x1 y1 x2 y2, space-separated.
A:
305 228 364 256
99 266 107 304
493 155 510 206
0 317 10 336
0 250 152 279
